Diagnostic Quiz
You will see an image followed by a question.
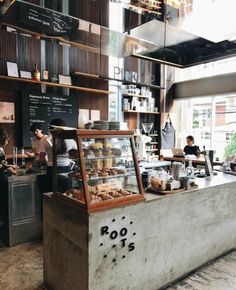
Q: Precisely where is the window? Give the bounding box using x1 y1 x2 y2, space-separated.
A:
172 95 236 160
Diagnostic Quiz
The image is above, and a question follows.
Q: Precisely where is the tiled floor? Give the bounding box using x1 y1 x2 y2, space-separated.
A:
0 241 236 290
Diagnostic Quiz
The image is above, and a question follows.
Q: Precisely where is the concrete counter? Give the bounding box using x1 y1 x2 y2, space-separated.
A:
145 172 236 201
44 173 236 290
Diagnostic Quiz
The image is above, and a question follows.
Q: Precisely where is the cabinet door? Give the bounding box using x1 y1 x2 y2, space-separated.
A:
9 181 41 222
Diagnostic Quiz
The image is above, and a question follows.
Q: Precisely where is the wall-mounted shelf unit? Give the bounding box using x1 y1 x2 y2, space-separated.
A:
0 75 114 95
0 0 161 60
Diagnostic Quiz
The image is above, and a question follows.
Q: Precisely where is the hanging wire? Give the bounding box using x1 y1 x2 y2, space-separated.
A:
99 0 102 78
163 0 167 115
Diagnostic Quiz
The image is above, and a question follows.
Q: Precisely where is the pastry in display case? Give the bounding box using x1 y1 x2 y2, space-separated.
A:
52 129 145 213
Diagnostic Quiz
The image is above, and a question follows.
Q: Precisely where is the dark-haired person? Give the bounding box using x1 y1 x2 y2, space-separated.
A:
38 118 76 193
0 128 17 183
26 122 47 160
183 135 200 157
0 129 17 227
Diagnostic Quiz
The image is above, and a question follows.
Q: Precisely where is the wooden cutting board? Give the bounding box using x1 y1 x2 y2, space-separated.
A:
147 184 198 195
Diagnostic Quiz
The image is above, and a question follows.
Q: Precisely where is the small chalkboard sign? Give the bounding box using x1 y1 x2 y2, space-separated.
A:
21 91 77 147
19 1 79 38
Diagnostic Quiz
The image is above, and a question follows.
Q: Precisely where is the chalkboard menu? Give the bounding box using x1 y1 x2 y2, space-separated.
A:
22 92 77 147
19 1 79 38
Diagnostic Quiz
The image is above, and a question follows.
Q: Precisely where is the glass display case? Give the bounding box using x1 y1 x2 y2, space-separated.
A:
52 129 145 213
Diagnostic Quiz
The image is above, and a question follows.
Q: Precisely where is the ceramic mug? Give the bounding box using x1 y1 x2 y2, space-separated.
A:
180 177 189 190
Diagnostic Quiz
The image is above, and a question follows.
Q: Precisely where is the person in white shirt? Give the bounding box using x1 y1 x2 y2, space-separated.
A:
38 118 77 193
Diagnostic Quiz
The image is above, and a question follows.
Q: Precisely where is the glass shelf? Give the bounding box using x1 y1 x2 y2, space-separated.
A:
72 172 136 182
52 129 144 213
83 155 132 161
73 72 164 90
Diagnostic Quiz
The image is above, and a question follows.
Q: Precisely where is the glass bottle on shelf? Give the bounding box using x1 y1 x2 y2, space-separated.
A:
32 64 40 81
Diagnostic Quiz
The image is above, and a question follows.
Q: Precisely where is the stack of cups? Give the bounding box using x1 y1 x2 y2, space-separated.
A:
172 162 182 180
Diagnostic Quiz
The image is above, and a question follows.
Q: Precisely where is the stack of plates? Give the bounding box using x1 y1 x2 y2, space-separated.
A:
109 121 120 130
93 120 109 130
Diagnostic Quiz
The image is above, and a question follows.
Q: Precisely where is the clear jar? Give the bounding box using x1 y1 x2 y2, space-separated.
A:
186 160 194 178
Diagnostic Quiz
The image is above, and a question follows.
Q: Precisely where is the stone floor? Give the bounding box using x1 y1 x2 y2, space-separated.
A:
0 241 44 290
0 241 236 290
166 251 236 290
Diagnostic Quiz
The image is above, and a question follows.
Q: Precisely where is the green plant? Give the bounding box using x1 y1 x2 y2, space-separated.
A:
224 132 236 158
192 120 199 129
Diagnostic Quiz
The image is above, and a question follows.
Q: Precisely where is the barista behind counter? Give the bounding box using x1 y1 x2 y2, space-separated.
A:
26 122 47 162
183 135 200 157
165 135 207 166
39 118 77 193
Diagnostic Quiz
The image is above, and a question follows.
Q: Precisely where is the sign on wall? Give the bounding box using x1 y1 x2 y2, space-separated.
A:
0 102 15 123
21 91 77 147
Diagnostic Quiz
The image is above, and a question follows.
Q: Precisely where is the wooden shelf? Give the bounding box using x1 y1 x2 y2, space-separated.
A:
127 4 162 15
73 72 100 79
123 110 159 114
1 22 100 55
122 93 151 99
0 75 114 95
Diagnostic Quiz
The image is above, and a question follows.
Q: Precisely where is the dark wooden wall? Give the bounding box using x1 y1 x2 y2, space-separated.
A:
69 0 109 27
0 0 109 153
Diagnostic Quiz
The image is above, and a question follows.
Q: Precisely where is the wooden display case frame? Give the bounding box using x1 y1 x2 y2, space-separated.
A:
52 129 145 213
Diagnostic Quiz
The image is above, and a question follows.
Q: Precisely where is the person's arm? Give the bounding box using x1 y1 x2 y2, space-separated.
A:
0 160 17 175
26 149 36 158
26 139 37 157
7 165 17 175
